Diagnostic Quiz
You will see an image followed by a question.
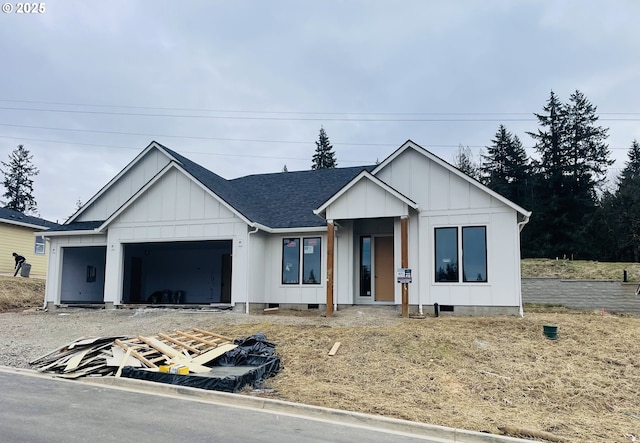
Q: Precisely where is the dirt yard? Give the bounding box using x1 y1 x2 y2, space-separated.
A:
0 276 639 442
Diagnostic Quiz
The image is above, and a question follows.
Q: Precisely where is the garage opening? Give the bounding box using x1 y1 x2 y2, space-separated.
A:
122 240 232 305
60 246 107 304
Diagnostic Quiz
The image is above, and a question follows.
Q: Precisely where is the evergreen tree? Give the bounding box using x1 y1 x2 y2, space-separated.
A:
452 145 479 179
311 127 337 170
1 145 39 214
480 125 530 206
524 90 611 259
616 139 640 261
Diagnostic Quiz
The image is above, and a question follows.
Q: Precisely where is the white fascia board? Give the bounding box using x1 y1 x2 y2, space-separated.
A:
373 140 532 218
96 162 254 232
252 222 326 234
314 170 418 216
67 141 167 223
1 220 50 230
41 229 103 237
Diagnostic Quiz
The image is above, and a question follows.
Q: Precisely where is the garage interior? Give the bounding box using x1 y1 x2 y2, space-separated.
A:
122 240 233 305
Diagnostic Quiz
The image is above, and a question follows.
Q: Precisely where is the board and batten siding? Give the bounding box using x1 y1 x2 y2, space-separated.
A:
0 223 49 276
78 148 171 222
325 178 410 220
262 232 327 305
102 167 251 305
376 147 522 308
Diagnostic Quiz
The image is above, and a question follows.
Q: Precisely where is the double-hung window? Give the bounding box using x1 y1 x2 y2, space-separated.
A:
34 235 45 255
434 226 487 283
282 237 322 285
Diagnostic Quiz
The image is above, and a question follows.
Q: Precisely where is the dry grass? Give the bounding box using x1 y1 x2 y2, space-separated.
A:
213 312 640 442
1 274 640 441
0 276 45 312
522 258 640 281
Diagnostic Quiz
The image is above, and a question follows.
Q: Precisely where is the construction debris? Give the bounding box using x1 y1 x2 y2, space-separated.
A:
328 342 341 356
29 328 280 392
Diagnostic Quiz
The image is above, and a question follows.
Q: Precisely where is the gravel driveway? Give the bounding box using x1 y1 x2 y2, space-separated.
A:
0 306 402 369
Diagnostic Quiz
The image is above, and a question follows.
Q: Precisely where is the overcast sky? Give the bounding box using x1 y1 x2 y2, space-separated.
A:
1 0 639 223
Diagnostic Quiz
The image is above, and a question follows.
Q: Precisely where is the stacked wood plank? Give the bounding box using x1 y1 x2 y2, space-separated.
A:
29 328 237 378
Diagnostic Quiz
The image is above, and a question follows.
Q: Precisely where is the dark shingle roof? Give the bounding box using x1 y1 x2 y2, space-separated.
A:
48 220 103 232
163 144 374 229
230 167 375 228
51 144 375 233
0 207 60 229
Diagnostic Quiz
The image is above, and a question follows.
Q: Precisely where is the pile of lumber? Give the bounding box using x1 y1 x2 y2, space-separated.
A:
29 328 237 379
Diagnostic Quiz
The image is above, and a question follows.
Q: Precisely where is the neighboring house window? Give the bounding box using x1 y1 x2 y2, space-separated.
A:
34 235 45 255
360 236 372 296
435 226 487 283
282 237 322 285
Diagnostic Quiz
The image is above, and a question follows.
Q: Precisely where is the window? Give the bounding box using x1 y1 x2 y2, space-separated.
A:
34 235 45 255
282 238 300 284
360 236 371 296
462 226 487 282
435 228 458 282
86 265 97 283
302 238 321 284
435 226 487 283
282 237 322 285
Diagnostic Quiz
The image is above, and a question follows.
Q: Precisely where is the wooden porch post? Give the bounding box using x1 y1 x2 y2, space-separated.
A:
401 216 409 318
326 221 334 317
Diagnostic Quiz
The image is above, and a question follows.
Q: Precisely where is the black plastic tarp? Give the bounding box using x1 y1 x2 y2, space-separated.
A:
121 333 281 393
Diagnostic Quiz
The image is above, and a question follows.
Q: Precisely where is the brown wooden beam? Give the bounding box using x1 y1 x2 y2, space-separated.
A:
326 221 335 317
401 216 409 318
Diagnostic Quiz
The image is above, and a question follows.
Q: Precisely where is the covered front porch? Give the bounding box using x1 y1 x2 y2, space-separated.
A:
314 171 418 317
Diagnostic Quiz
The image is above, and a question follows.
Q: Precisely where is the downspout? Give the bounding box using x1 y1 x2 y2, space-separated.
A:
516 213 531 317
246 225 259 314
333 222 340 313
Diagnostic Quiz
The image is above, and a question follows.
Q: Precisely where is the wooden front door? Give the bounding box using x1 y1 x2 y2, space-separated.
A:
374 236 394 302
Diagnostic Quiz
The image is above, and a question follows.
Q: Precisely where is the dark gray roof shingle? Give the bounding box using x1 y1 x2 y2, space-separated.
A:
0 207 60 229
163 143 374 228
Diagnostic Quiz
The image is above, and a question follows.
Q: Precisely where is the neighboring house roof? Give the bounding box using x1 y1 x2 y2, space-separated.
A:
0 207 60 230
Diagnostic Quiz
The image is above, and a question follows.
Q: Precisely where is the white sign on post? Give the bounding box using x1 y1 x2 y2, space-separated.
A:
396 268 412 284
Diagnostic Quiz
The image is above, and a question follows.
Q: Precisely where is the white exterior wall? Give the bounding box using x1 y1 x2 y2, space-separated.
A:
102 168 250 305
326 179 409 220
262 231 326 305
335 220 354 305
376 147 522 308
78 149 171 222
247 230 268 304
45 233 108 304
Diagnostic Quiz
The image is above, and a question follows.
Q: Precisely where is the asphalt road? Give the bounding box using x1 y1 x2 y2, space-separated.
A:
0 370 449 443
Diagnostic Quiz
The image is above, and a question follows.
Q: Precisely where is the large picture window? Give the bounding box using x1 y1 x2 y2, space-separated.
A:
282 237 322 285
435 226 487 283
